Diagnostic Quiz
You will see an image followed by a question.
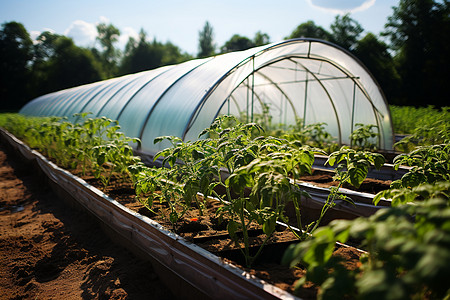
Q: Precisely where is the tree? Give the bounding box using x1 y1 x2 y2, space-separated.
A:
287 20 332 41
162 41 192 66
120 29 162 74
354 33 402 104
384 0 450 107
253 31 270 46
198 21 215 58
330 14 363 51
220 34 254 53
0 22 33 111
96 22 121 78
120 29 191 75
32 32 103 96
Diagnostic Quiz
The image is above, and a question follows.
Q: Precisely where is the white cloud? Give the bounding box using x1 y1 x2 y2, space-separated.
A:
30 28 55 43
118 26 140 49
99 16 110 24
64 20 98 47
62 18 139 50
29 30 41 43
307 0 376 14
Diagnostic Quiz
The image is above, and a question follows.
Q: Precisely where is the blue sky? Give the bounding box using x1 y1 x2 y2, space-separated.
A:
0 0 399 55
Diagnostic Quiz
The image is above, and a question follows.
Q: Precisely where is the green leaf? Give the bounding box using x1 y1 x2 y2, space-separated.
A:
227 220 239 240
373 153 385 169
262 215 276 236
348 164 368 188
169 211 179 224
97 152 106 165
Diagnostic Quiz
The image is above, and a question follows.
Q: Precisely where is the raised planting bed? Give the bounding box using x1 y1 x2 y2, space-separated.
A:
136 150 393 226
0 127 368 300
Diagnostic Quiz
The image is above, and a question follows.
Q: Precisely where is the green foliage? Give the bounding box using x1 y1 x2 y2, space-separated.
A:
384 0 450 107
32 31 104 95
349 123 379 151
330 14 363 51
374 143 450 206
220 34 255 53
253 31 270 46
236 108 338 154
135 115 317 266
389 105 449 135
96 22 121 78
283 195 450 300
354 34 401 105
287 20 332 40
392 106 450 152
308 146 385 233
120 28 192 75
326 146 385 189
374 181 450 207
294 122 336 151
391 143 450 188
197 21 215 58
0 113 141 189
0 21 33 111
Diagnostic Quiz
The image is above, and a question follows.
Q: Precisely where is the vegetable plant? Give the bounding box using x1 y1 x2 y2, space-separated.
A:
0 113 142 190
349 123 379 151
374 143 450 206
136 115 317 266
308 146 385 232
282 192 450 300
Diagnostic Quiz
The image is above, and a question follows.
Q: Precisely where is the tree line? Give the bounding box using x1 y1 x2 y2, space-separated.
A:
1 0 448 112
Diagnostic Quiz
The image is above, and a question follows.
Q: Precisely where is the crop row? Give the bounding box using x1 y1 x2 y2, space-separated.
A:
0 112 449 299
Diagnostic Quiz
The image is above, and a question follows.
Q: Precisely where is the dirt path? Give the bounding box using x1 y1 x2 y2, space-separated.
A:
0 141 175 299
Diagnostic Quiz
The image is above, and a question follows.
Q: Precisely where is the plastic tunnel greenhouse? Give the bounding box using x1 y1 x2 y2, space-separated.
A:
20 38 394 156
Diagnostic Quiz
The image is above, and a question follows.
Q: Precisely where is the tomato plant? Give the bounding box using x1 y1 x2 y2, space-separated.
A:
349 123 379 151
374 143 450 206
282 192 450 300
136 116 318 266
302 146 386 233
0 113 141 189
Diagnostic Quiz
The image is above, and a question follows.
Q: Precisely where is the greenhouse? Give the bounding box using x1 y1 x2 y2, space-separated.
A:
20 38 394 155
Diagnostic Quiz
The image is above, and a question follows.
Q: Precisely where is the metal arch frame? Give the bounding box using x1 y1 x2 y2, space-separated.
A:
136 58 213 149
94 73 160 119
183 53 342 143
50 85 96 117
212 64 300 125
215 78 274 126
65 78 123 120
286 57 343 145
183 39 390 148
179 51 268 141
111 66 175 121
21 38 393 150
181 54 302 140
203 54 346 146
293 54 384 148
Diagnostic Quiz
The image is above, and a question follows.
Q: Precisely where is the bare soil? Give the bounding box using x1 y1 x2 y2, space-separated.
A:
0 142 175 300
78 171 363 299
0 134 369 299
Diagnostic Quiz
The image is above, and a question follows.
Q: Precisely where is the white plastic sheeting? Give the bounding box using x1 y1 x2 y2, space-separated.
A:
20 39 394 154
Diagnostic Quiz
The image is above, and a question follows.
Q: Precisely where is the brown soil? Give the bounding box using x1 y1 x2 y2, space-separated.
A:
0 142 175 299
0 134 366 299
77 172 363 299
300 169 391 194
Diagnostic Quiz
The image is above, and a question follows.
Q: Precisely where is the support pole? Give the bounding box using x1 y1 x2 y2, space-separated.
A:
303 71 308 128
246 77 249 122
350 82 357 147
251 56 255 123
